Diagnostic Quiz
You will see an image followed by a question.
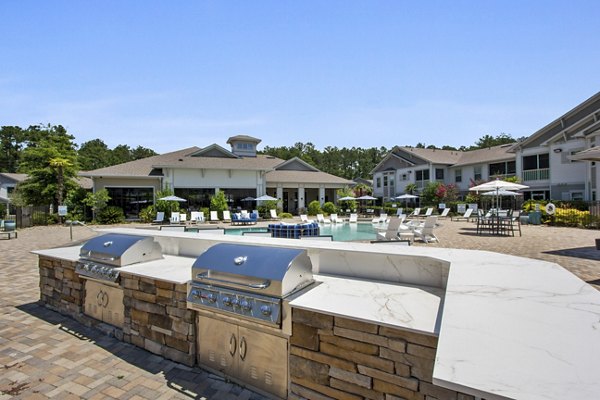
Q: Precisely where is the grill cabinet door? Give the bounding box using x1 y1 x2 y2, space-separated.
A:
84 280 105 322
237 326 288 399
83 280 124 328
102 285 124 328
197 315 238 376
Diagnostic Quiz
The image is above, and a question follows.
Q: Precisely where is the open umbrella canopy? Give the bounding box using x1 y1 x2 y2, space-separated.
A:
356 195 377 200
254 194 278 201
338 196 356 201
469 179 529 192
241 196 256 201
158 195 187 202
481 190 522 197
395 194 419 200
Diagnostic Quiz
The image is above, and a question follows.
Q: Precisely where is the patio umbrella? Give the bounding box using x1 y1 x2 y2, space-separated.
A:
338 196 356 201
471 180 527 210
356 195 377 200
241 196 256 201
394 193 419 207
158 195 187 202
254 194 278 201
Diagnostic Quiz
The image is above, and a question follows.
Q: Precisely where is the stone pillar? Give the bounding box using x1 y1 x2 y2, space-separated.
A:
276 185 284 210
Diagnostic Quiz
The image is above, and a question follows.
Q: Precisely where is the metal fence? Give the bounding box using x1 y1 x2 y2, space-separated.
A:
14 205 51 228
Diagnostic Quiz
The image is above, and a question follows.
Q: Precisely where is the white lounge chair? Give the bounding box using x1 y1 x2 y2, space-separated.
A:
422 208 434 218
348 213 358 223
316 214 331 224
330 213 342 223
395 208 404 217
222 210 232 223
169 212 180 224
376 217 404 241
409 208 421 218
179 213 187 224
439 208 450 219
190 211 204 224
300 214 312 223
413 216 439 243
209 211 220 223
269 209 280 220
152 211 165 224
372 213 388 224
452 208 474 222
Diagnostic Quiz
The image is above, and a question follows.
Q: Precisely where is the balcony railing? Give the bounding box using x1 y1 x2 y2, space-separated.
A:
522 168 550 181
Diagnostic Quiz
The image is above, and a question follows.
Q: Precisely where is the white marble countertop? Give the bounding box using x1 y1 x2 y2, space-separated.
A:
290 274 443 335
34 228 600 400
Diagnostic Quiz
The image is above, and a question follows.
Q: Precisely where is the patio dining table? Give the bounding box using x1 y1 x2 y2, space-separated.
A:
477 209 515 236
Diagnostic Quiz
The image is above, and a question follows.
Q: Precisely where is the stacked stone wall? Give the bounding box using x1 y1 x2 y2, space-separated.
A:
289 308 474 400
121 275 195 366
38 257 83 317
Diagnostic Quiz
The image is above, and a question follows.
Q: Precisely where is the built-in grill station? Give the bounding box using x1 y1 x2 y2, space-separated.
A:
187 243 315 399
76 233 163 328
76 233 163 282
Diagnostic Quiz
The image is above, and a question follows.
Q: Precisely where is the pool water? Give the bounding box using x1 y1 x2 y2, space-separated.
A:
224 223 379 242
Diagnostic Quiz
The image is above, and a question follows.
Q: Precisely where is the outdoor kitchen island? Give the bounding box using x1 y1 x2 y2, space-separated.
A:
34 228 600 400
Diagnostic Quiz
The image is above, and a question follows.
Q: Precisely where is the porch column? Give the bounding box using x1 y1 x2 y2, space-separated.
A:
276 185 283 209
298 186 305 211
319 186 325 206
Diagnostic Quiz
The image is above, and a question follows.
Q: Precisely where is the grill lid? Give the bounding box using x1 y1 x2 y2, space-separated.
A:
192 243 313 297
79 233 163 267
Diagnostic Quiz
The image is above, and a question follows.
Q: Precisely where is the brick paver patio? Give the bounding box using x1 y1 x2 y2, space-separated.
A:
0 221 598 399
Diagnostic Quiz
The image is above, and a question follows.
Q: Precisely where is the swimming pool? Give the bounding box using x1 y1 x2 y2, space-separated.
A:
224 223 379 242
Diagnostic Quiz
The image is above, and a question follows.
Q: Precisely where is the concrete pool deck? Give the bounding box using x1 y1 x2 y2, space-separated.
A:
0 220 598 398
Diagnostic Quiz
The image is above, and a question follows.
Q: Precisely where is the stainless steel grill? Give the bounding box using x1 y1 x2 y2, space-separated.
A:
187 243 314 327
76 233 163 282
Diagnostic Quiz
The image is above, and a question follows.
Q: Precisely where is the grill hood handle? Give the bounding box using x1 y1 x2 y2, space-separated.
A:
196 272 271 290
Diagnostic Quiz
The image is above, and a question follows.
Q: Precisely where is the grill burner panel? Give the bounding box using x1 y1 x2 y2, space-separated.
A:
188 283 281 326
76 262 120 282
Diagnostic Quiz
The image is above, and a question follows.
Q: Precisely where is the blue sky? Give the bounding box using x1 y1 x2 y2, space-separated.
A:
1 1 599 153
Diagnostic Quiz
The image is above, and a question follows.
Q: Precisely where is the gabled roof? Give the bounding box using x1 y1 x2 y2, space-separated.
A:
188 144 238 158
509 91 600 151
571 147 600 161
80 147 200 178
452 144 514 167
399 147 462 165
0 173 27 183
226 135 261 144
274 157 319 172
155 154 282 170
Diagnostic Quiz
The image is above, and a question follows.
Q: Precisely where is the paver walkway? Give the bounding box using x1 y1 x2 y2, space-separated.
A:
0 221 598 399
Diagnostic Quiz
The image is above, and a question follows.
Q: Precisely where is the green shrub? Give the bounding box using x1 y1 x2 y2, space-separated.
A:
210 191 228 219
307 200 322 216
97 206 125 224
257 200 279 218
322 202 337 215
279 212 293 219
139 205 157 223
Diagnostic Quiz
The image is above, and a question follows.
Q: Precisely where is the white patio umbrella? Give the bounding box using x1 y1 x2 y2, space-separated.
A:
338 196 356 201
254 194 278 201
356 195 377 200
394 193 419 207
158 195 187 202
470 179 528 210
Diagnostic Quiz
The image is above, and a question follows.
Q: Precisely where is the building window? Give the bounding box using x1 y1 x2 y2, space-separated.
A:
376 177 381 188
474 166 482 181
455 169 462 183
415 169 429 182
383 176 388 186
402 174 408 181
571 192 584 201
489 161 516 176
523 154 549 170
435 168 444 180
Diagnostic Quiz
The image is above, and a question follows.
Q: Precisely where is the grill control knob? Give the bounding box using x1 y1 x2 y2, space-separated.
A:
207 293 218 303
260 305 272 316
222 296 232 306
240 300 251 311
